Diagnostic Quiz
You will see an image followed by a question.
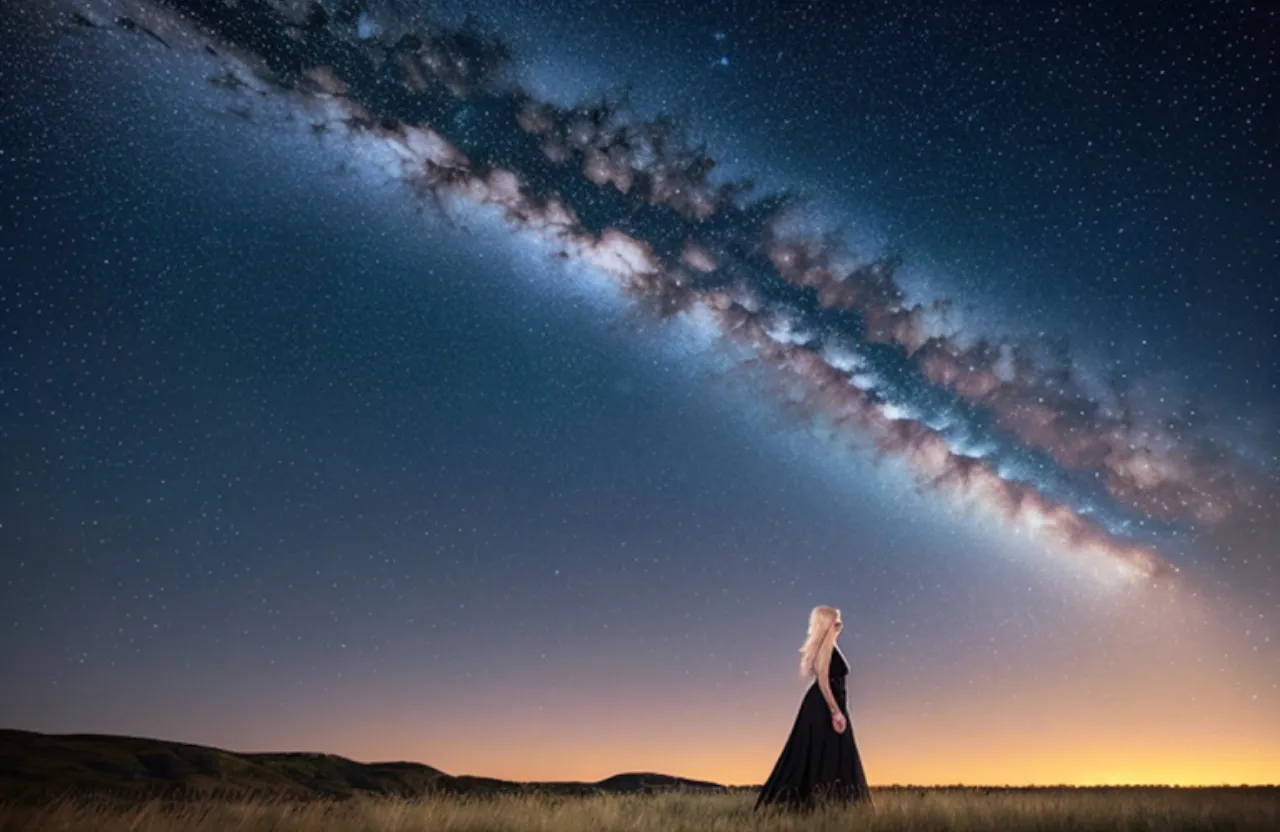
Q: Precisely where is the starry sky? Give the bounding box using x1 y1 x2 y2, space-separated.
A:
1 0 1277 787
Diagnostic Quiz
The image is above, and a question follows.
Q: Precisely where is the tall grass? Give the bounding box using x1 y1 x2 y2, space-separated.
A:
1 788 1277 832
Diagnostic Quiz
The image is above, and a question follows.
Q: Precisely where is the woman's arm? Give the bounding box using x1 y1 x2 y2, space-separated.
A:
814 628 840 717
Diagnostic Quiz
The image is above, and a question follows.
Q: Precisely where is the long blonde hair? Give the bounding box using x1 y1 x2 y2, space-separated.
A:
798 605 839 679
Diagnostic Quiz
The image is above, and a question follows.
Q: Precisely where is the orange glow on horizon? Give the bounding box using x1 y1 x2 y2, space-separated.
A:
266 725 1279 788
205 665 1279 788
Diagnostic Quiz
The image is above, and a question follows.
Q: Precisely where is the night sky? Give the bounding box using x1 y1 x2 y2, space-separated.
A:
1 0 1277 787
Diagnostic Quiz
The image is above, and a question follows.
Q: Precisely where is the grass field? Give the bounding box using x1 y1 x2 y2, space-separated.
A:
3 788 1278 832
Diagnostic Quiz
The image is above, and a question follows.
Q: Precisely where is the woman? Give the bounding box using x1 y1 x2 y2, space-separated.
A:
754 605 873 811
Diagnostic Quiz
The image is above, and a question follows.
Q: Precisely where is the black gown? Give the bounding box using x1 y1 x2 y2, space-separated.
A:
755 644 872 811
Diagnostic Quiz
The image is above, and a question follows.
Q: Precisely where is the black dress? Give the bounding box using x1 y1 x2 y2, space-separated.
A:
755 644 872 811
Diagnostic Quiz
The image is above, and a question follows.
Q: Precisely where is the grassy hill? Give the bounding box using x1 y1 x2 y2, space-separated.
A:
0 729 726 802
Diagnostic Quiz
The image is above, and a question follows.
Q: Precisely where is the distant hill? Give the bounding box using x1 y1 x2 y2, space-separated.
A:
0 729 729 802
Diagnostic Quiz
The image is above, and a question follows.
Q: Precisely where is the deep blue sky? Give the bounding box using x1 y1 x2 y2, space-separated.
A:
0 0 1276 786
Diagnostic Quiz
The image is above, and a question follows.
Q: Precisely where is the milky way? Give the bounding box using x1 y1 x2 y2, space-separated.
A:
47 0 1270 588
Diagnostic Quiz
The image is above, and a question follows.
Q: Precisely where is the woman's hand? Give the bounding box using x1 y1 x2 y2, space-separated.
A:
831 711 846 734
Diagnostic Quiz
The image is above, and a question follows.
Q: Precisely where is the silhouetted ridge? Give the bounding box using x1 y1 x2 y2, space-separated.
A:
0 729 726 801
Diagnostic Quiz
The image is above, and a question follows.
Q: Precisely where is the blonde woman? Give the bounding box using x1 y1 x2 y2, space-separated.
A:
755 605 872 811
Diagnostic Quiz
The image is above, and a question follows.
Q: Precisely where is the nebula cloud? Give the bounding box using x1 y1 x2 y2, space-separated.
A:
52 0 1266 586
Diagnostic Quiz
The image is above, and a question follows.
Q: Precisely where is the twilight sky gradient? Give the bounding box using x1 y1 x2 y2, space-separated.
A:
1 0 1277 787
